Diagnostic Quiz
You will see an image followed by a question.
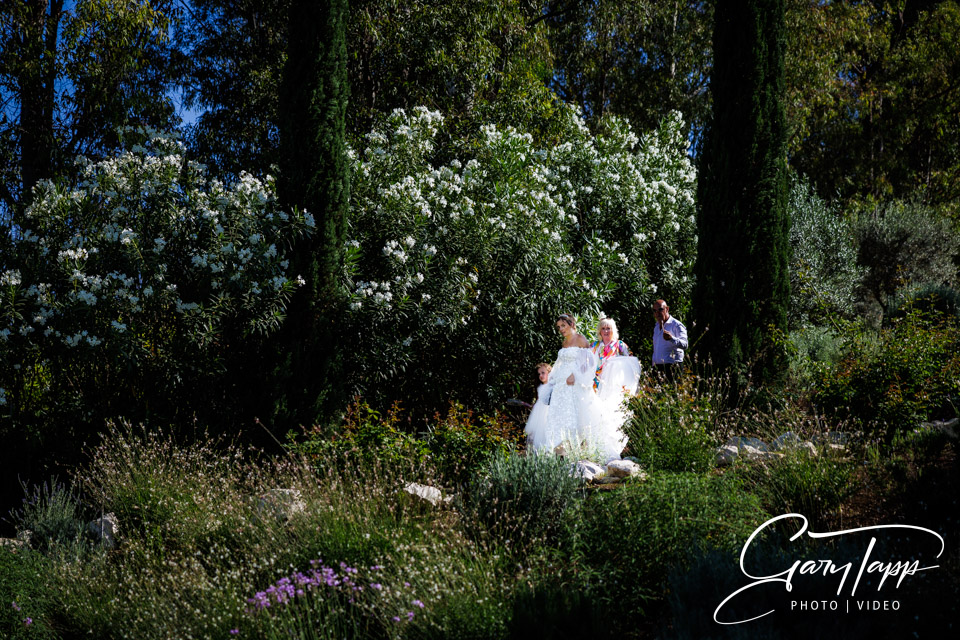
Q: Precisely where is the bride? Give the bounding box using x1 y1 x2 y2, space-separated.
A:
527 313 612 460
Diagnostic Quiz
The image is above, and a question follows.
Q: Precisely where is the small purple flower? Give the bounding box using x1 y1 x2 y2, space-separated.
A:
370 583 382 590
392 616 401 623
412 599 424 608
229 630 239 636
12 601 21 611
406 611 415 621
404 582 411 588
24 617 33 626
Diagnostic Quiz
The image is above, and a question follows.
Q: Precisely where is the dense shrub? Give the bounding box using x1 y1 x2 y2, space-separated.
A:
343 106 697 412
7 478 87 554
788 177 864 328
622 367 731 473
459 452 583 547
852 200 959 318
289 398 521 484
0 128 313 477
567 472 768 622
735 445 857 528
813 308 960 441
885 282 960 320
0 548 57 639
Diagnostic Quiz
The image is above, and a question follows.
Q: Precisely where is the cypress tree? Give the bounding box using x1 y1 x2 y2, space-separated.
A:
692 0 790 384
274 0 350 426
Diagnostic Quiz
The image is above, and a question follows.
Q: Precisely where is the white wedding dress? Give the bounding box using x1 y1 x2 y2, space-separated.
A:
523 347 608 457
593 355 642 459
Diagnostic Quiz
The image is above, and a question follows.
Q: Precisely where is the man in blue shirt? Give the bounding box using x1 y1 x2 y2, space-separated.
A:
652 299 687 381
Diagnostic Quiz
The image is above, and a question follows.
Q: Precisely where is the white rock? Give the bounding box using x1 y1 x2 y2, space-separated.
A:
402 483 444 507
741 446 783 461
88 513 119 549
771 432 802 451
257 488 306 521
715 444 740 466
921 417 959 440
606 459 642 478
724 436 769 452
570 460 604 481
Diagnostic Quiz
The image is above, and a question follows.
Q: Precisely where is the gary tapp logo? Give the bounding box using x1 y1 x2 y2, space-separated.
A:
715 513 945 625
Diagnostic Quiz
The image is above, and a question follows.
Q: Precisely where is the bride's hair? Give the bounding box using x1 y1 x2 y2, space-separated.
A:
556 313 576 327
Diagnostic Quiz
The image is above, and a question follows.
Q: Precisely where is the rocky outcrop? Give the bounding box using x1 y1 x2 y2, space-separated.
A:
88 513 120 548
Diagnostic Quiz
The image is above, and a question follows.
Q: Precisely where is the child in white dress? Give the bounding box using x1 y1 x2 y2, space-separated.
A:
524 363 554 453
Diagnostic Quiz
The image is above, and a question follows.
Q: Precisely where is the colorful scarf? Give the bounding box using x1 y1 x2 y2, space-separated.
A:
591 340 625 390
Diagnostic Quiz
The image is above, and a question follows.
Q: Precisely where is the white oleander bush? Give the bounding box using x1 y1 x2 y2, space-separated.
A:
0 127 312 433
342 106 697 410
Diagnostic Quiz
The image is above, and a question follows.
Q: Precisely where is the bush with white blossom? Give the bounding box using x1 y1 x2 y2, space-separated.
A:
343 106 696 410
0 128 311 430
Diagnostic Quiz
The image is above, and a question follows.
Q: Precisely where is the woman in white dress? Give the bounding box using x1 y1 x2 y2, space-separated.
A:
589 317 641 460
532 313 605 457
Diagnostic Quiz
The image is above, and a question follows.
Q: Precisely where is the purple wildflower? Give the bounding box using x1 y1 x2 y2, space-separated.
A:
229 630 239 635
370 583 383 590
404 582 411 588
12 601 20 611
407 611 415 621
24 617 33 626
392 616 401 623
412 599 424 608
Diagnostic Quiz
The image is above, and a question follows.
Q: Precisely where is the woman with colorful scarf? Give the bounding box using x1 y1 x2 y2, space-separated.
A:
590 317 631 390
589 317 641 459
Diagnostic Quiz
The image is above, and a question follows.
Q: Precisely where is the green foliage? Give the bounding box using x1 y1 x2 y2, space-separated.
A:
421 402 521 485
0 130 312 495
788 176 864 327
545 0 713 149
567 471 768 620
813 308 960 441
178 0 561 179
853 200 959 318
8 478 86 554
345 106 696 412
693 0 791 385
735 445 857 528
459 452 583 547
274 0 351 427
0 548 57 639
786 0 960 207
288 398 521 485
0 0 179 211
622 369 729 473
887 282 960 321
178 0 289 180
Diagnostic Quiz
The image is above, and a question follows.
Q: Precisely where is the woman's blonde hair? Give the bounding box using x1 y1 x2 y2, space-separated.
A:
597 317 619 343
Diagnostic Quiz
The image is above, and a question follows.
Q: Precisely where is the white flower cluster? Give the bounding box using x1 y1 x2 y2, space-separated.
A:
1 127 311 398
343 105 697 397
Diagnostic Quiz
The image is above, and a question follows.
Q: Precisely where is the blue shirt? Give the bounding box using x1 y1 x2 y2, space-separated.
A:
652 315 688 365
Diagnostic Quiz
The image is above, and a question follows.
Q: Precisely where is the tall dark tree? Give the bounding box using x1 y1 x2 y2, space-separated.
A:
692 0 790 383
0 0 179 217
274 0 350 426
545 0 713 150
